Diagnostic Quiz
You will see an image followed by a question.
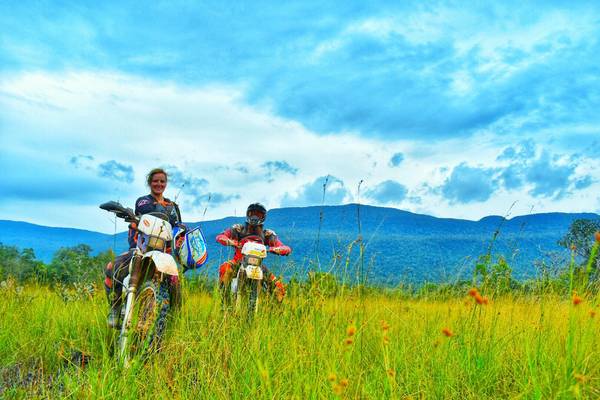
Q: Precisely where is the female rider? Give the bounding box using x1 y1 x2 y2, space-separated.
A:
104 168 184 328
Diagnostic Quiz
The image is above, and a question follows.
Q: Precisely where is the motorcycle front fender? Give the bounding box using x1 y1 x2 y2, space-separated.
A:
142 251 179 276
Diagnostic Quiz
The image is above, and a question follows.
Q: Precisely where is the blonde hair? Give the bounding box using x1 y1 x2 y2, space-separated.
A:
146 168 168 186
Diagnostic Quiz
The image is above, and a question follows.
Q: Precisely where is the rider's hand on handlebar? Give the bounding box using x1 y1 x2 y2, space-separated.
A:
269 246 287 256
227 239 240 248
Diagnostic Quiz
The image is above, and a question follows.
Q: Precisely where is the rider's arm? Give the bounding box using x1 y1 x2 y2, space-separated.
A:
266 232 291 256
135 196 155 215
173 203 183 225
216 228 238 247
169 201 186 230
127 223 138 249
127 196 152 248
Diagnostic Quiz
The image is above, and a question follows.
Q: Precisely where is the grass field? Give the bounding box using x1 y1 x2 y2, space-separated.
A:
1 280 599 399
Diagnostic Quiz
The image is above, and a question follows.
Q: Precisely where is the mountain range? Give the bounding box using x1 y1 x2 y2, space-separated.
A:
1 204 598 284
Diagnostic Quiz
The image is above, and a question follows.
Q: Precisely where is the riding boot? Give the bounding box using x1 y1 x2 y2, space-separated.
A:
106 250 133 328
107 293 122 329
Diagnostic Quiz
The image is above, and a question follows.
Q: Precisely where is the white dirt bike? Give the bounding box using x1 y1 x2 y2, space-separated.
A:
100 201 179 366
232 241 268 318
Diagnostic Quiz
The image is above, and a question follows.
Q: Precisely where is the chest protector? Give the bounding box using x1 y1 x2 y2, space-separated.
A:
230 224 275 245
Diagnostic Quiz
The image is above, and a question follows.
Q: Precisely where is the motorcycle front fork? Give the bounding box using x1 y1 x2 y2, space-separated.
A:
233 269 261 317
118 254 146 364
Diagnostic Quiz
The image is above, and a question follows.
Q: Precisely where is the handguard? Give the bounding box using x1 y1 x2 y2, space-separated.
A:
269 246 287 255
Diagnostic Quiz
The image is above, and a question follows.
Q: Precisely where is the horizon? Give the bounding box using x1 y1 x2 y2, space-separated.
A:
2 2 599 232
2 202 599 235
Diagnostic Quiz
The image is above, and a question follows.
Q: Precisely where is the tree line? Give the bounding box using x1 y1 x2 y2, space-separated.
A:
1 218 598 291
0 243 112 284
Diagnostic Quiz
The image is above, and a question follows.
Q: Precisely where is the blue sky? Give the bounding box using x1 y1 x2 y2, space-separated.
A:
1 1 599 232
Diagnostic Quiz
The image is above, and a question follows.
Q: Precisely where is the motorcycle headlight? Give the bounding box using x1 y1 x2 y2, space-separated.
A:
246 256 261 266
148 236 165 249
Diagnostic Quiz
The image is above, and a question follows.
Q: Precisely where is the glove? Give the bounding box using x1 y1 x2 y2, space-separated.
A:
227 239 240 248
269 247 286 255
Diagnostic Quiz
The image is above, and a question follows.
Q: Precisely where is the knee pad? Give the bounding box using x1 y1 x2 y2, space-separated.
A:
219 261 234 282
104 261 113 277
274 280 286 301
104 261 114 289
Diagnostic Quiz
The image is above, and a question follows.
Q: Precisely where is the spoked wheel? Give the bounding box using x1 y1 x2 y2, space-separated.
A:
234 271 245 315
234 273 261 320
248 279 260 317
119 280 170 364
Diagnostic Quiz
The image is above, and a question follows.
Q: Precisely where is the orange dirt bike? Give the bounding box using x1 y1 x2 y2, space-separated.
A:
100 201 188 365
230 239 271 319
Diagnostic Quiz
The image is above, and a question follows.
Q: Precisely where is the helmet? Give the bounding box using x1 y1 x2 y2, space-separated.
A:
173 226 208 270
246 203 267 226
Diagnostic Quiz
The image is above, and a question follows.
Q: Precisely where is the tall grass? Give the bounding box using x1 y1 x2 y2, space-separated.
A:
1 279 599 399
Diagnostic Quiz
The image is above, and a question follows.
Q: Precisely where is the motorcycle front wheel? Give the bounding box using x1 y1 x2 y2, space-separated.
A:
234 274 260 319
120 279 170 363
248 279 259 316
235 269 262 320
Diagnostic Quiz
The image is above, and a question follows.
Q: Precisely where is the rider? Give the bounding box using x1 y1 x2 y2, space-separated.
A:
104 167 184 328
216 203 291 305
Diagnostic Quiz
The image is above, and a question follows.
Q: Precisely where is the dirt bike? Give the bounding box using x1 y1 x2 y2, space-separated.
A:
100 201 179 366
232 240 268 319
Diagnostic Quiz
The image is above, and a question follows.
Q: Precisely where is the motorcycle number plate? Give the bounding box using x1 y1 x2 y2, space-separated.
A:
245 265 263 280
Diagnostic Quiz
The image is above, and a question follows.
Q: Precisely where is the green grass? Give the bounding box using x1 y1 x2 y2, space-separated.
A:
1 281 599 399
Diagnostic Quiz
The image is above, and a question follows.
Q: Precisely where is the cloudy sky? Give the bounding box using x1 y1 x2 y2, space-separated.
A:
2 1 599 233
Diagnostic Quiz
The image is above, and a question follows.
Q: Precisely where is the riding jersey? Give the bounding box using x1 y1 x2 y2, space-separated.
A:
216 223 291 262
128 194 182 248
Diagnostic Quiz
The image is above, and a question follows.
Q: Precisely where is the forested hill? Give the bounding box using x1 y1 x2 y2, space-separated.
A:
1 205 598 284
264 204 597 235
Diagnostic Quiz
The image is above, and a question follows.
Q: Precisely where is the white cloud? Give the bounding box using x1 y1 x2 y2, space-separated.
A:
332 6 598 94
1 71 598 232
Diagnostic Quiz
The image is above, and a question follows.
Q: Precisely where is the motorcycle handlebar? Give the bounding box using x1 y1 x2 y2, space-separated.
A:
99 201 138 223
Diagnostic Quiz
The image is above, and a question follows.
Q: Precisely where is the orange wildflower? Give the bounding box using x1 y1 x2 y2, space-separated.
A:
573 294 583 306
332 384 343 395
474 293 486 305
574 373 588 383
339 378 349 387
328 373 337 382
468 288 479 297
383 335 390 345
346 325 356 337
442 327 454 337
344 338 354 345
387 369 396 378
570 244 577 251
590 310 596 318
381 320 390 331
595 231 600 243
